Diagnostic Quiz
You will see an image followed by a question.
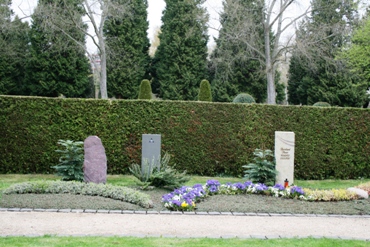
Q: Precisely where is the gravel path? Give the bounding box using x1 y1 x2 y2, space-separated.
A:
1 211 370 240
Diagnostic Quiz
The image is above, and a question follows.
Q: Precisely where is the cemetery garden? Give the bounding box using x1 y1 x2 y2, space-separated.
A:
0 96 370 245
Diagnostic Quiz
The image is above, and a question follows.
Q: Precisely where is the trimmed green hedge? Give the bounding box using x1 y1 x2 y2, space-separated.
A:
1 95 370 179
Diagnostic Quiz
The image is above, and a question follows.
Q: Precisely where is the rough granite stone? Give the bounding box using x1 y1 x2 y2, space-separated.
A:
347 187 369 199
83 136 107 184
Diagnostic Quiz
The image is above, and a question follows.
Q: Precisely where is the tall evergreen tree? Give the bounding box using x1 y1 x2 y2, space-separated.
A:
0 0 30 95
288 0 362 107
209 0 266 103
25 0 91 97
104 0 151 99
151 0 209 100
339 14 370 107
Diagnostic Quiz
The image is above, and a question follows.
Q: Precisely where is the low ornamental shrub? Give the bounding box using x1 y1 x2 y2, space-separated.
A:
313 102 331 107
243 149 277 186
138 79 152 100
129 153 190 189
51 140 84 182
355 181 370 195
303 188 358 201
198 79 212 102
232 93 255 103
3 181 153 208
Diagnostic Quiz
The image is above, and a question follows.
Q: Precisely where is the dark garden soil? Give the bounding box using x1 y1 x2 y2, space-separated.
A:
1 188 369 215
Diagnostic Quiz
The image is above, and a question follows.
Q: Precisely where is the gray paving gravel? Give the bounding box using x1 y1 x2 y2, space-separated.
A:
1 210 370 240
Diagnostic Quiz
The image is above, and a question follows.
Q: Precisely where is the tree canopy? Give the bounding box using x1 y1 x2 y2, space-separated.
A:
104 0 151 99
151 0 209 100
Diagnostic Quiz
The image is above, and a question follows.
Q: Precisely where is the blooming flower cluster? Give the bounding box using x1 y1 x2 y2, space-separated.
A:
162 184 206 211
162 180 306 211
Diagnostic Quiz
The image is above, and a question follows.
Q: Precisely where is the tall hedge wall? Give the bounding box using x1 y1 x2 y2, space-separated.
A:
1 95 370 179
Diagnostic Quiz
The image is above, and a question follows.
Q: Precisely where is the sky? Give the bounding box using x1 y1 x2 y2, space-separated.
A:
12 0 223 53
11 0 318 54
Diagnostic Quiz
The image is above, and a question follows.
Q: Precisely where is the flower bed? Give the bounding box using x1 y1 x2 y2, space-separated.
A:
162 180 305 211
162 180 359 211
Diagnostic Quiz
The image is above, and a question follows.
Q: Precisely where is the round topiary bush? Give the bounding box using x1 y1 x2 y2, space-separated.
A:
313 102 331 107
198 79 212 102
138 79 152 100
232 93 255 104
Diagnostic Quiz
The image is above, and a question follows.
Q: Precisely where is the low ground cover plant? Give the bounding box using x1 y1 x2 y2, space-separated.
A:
129 153 190 189
356 181 370 195
3 181 153 208
162 180 360 211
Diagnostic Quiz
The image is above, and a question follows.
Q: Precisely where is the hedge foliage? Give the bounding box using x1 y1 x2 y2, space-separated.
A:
1 95 370 179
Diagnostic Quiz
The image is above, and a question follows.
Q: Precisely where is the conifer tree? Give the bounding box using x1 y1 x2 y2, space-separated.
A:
104 0 151 99
288 0 362 107
25 0 91 97
0 0 30 95
138 79 152 99
151 0 209 100
198 79 212 102
209 0 266 103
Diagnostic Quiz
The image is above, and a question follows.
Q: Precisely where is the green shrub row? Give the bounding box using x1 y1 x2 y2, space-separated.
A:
1 95 370 179
3 181 153 208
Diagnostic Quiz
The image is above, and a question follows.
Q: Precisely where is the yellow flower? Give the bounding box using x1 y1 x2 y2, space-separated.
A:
192 201 196 207
181 201 188 208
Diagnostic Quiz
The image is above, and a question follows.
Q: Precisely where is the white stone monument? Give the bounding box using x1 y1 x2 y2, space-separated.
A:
275 131 295 186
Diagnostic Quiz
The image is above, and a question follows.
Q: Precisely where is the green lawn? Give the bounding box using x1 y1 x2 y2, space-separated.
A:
1 174 369 191
0 236 369 247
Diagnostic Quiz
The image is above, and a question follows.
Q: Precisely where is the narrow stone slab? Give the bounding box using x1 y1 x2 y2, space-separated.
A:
220 235 237 239
84 209 97 213
183 211 196 215
245 212 257 216
71 209 84 213
170 211 183 215
147 211 159 214
121 210 134 214
109 210 123 214
195 211 208 215
256 213 269 216
58 209 72 213
159 211 171 214
275 131 295 185
220 212 233 215
250 235 267 239
134 211 147 214
293 214 307 217
45 209 58 212
279 213 293 217
33 208 45 212
20 208 33 212
7 208 20 212
97 210 109 214
266 235 281 239
0 208 8 211
232 212 245 216
208 212 221 215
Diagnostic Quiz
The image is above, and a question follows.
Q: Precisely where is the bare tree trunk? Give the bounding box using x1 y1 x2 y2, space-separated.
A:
99 40 108 99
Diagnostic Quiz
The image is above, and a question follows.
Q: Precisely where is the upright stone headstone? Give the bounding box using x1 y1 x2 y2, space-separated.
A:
275 131 295 186
142 134 161 173
83 136 107 184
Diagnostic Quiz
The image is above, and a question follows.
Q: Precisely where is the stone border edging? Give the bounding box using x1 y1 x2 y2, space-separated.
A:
1 207 369 218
